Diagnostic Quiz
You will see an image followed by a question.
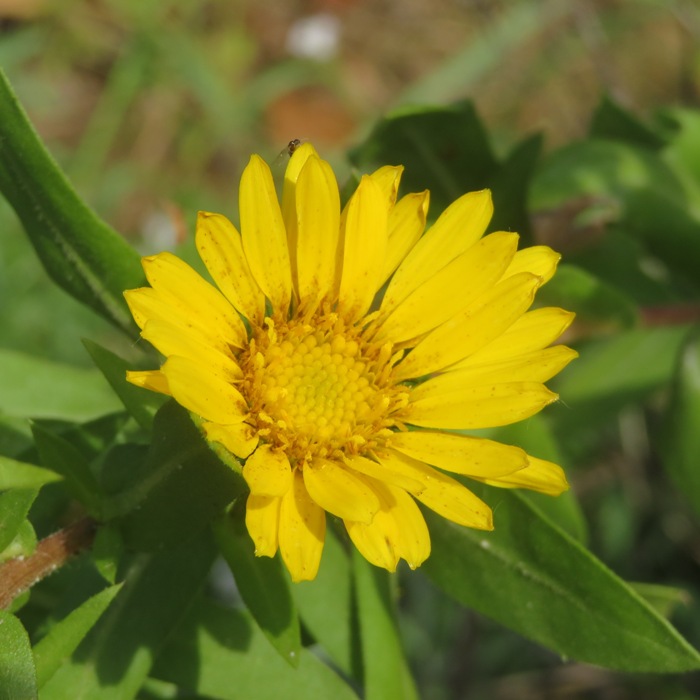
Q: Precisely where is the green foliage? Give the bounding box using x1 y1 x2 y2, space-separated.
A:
2 66 700 699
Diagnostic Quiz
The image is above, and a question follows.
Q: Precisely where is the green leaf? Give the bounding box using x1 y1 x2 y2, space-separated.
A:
153 598 361 700
493 416 587 543
590 95 667 150
292 526 358 677
0 611 37 700
0 488 37 553
0 519 37 565
660 107 700 213
32 424 102 516
91 525 124 585
39 530 216 700
489 133 542 244
33 584 123 688
623 188 700 289
348 102 498 215
353 550 418 700
213 505 301 667
536 264 638 331
660 327 700 517
0 349 122 421
530 138 683 211
106 401 246 550
0 69 143 333
0 456 62 491
630 582 691 619
556 325 690 408
422 488 700 672
83 340 165 431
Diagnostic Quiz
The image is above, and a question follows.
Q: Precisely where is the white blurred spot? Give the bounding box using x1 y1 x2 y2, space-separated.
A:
286 13 340 61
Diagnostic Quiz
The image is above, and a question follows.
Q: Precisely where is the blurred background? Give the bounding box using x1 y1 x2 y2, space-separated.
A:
2 1 700 698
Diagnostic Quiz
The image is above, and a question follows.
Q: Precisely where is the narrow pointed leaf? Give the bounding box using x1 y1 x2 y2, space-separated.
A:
83 340 165 430
0 489 38 553
423 487 700 672
33 584 123 688
353 549 418 700
39 531 216 700
213 506 301 667
0 456 62 491
0 69 142 333
660 328 700 517
0 611 37 700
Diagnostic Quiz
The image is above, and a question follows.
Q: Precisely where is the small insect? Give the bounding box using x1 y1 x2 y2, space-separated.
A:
286 138 302 156
274 138 306 168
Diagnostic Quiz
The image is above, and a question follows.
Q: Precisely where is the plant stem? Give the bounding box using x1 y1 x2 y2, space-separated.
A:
0 517 97 610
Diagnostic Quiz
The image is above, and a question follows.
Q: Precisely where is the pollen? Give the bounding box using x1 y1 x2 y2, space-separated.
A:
240 311 408 463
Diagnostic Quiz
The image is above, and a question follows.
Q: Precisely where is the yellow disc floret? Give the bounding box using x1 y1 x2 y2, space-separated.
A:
240 309 408 464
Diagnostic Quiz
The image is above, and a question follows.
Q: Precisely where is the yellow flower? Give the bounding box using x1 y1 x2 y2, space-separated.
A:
124 144 577 582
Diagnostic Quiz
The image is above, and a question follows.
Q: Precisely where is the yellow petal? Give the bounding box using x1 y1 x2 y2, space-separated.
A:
380 191 430 286
345 480 430 572
279 470 326 582
381 189 492 314
441 345 579 386
388 431 528 478
202 421 258 459
246 494 281 557
337 175 388 321
404 381 558 430
162 355 248 424
450 307 576 369
303 458 380 524
503 245 560 285
243 445 293 497
376 449 493 530
126 369 171 395
376 232 519 344
479 455 569 496
344 453 426 493
293 155 341 307
394 272 542 380
140 319 242 383
125 288 234 356
141 252 247 349
369 164 403 208
195 211 265 325
239 154 293 312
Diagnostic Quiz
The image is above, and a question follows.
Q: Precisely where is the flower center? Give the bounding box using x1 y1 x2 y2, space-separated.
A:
240 312 408 464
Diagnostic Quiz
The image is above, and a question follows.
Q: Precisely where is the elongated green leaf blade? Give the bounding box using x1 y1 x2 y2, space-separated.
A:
39 531 216 700
0 611 37 700
0 69 142 333
0 349 122 422
213 506 301 667
0 456 61 491
292 526 358 677
0 488 37 553
33 584 123 688
32 425 102 516
353 550 418 700
83 340 165 430
660 327 700 517
423 487 700 672
153 598 361 700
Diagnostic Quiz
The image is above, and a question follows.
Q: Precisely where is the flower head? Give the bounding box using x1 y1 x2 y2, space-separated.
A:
125 144 577 581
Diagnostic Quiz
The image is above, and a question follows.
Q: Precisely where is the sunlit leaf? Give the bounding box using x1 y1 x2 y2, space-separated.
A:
0 456 62 491
0 611 37 700
153 597 361 700
213 505 301 667
423 487 700 672
33 584 123 688
0 70 142 333
353 550 418 700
